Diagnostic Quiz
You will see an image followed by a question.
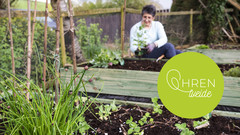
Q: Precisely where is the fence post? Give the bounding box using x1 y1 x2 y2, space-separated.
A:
60 15 66 66
190 9 193 44
121 0 126 57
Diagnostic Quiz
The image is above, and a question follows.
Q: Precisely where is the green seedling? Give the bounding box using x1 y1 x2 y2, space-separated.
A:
151 97 162 114
175 123 195 135
96 100 120 120
138 112 154 126
193 113 211 128
126 116 144 135
133 25 147 51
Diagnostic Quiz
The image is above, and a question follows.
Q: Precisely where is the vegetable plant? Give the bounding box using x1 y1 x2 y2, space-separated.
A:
193 113 211 128
138 112 154 126
126 116 144 135
90 48 124 68
134 25 147 57
175 123 195 135
76 19 108 60
0 68 92 135
151 97 162 114
95 100 120 120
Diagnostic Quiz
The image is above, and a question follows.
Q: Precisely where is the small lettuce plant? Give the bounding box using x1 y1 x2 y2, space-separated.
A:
175 123 195 135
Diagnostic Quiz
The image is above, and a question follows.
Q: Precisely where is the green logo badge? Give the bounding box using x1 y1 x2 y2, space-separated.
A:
158 52 224 118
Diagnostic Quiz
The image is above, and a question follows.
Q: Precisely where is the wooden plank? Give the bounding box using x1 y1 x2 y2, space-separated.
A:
61 68 240 107
95 98 240 118
0 8 233 18
184 49 240 64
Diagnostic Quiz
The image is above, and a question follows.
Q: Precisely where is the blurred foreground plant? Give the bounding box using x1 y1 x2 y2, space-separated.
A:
0 68 94 135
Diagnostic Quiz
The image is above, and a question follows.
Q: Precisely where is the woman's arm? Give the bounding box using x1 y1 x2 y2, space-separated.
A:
154 22 168 48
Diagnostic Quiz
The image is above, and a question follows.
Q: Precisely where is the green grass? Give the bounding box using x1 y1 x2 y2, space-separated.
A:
12 0 46 11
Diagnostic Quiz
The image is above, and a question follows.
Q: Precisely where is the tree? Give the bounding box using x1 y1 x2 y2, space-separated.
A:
74 0 147 10
0 0 18 9
51 0 85 64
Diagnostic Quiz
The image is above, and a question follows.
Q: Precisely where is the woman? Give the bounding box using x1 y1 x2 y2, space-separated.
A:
130 5 182 59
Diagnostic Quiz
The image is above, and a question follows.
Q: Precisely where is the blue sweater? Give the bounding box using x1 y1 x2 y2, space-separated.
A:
130 21 168 52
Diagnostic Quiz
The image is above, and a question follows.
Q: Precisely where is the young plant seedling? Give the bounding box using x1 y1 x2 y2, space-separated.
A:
193 113 211 129
134 25 147 51
126 116 144 135
175 123 195 135
151 97 162 115
138 112 154 126
96 100 120 120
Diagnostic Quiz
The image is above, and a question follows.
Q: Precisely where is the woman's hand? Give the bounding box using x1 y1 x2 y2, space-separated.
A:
146 43 156 53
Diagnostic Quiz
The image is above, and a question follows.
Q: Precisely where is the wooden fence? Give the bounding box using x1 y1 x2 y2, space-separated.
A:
0 8 233 57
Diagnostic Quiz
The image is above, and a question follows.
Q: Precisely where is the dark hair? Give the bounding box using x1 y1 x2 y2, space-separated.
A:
141 5 156 17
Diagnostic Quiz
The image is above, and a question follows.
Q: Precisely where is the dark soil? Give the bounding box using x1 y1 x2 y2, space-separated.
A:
85 104 240 135
106 59 240 73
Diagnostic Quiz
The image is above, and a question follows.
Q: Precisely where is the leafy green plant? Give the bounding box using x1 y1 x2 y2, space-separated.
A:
96 100 120 120
90 48 124 68
151 97 162 114
175 123 195 135
0 18 56 82
133 25 148 57
76 19 108 60
193 113 211 128
138 112 154 126
196 44 209 49
224 66 240 77
0 68 92 134
126 116 144 135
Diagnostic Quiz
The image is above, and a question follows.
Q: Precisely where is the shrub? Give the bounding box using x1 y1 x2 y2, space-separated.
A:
0 17 56 82
224 67 240 77
76 19 108 60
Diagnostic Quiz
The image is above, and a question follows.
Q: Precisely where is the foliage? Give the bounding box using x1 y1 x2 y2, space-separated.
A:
0 0 18 9
196 44 209 49
90 48 124 68
126 116 144 135
138 112 153 126
175 123 195 135
134 25 147 51
224 66 240 77
151 97 162 115
171 0 206 11
171 0 227 44
193 113 210 128
74 0 147 11
205 0 227 43
126 112 154 135
0 18 56 82
76 19 108 60
95 100 120 120
0 69 92 134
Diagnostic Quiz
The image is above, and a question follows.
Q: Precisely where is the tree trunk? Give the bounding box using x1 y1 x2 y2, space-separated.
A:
55 0 60 104
51 0 85 64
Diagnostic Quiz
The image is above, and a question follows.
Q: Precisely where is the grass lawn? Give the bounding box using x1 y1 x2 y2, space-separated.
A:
12 0 51 11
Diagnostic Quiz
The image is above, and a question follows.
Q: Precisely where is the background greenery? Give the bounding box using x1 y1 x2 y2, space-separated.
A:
0 18 56 83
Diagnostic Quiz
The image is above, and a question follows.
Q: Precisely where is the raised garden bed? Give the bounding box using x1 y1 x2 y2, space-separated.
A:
60 48 240 134
84 101 240 135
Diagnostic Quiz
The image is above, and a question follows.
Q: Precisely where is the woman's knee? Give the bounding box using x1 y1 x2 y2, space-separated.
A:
164 43 175 50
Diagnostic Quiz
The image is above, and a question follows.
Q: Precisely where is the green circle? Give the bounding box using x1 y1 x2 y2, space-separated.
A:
158 52 224 118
